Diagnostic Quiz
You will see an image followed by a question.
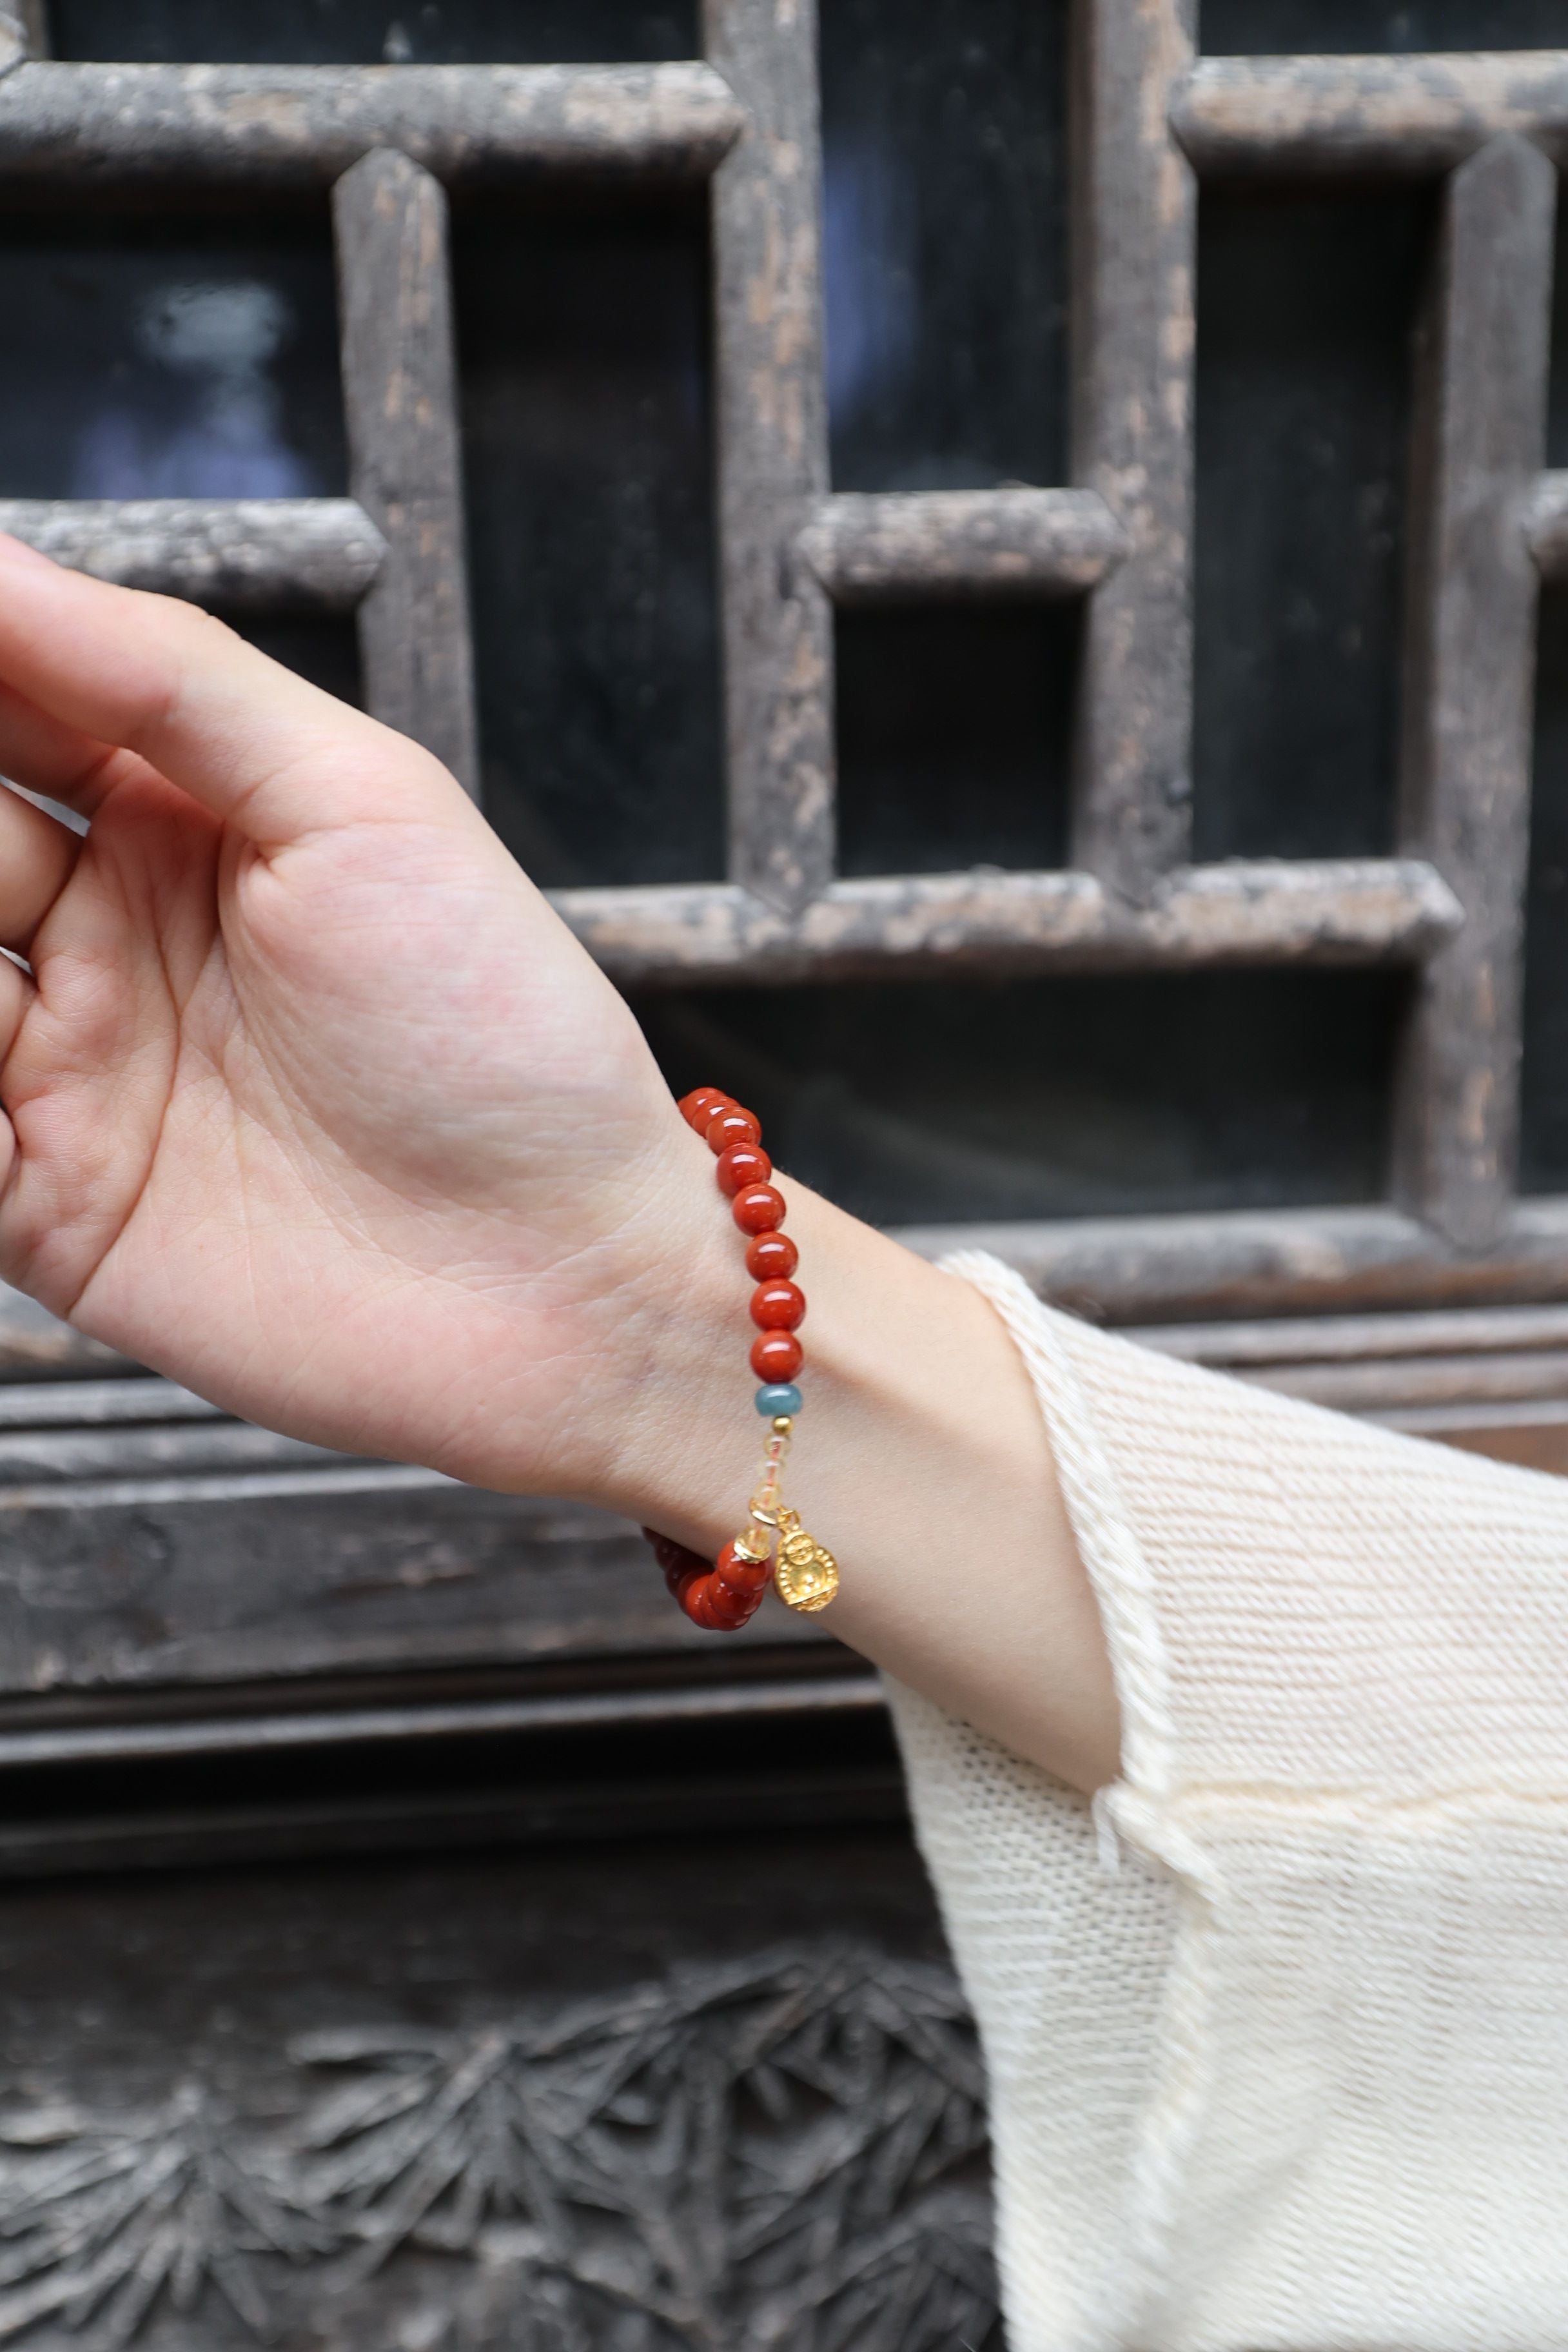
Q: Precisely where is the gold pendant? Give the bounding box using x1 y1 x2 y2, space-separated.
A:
772 1508 839 1614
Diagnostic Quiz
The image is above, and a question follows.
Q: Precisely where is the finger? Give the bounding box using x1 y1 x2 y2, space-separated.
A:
0 675 146 820
0 536 461 844
0 951 32 1199
0 781 80 956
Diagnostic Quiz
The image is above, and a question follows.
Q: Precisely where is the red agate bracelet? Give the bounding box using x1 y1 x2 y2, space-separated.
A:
641 1086 839 1633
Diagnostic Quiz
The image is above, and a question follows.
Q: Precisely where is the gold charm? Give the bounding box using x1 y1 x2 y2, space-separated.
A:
772 1507 839 1614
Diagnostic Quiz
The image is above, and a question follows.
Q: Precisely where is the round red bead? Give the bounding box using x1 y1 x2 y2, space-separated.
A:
705 1104 761 1154
750 1328 804 1382
750 1279 805 1331
714 1541 769 1598
716 1142 772 1197
678 1087 729 1130
732 1183 787 1235
746 1231 798 1281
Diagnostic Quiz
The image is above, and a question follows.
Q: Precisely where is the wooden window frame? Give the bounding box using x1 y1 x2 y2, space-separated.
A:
0 0 1567 1349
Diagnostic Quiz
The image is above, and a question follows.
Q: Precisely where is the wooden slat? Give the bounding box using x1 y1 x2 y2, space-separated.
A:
796 489 1127 603
0 497 385 611
1126 1301 1568 1367
704 0 834 916
554 856 1458 986
0 60 744 187
1525 469 1568 578
894 1195 1568 1324
1070 0 1197 896
1394 135 1555 1248
333 149 478 795
1173 50 1568 178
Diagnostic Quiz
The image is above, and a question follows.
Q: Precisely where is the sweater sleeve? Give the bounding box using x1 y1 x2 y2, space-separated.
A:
884 1249 1568 2352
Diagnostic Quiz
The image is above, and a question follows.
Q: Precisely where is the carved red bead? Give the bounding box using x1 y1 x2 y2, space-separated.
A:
746 1231 798 1281
750 1329 804 1382
714 1540 770 1598
750 1279 805 1331
732 1183 786 1235
716 1142 772 1197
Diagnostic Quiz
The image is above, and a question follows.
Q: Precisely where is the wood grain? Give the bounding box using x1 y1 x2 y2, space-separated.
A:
1394 135 1556 1246
1070 0 1198 896
1175 50 1568 178
797 489 1127 603
0 496 385 612
0 59 744 186
704 0 835 915
333 149 478 794
554 857 1460 986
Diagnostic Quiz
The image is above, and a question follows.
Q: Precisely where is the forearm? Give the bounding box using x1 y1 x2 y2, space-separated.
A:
603 1153 1122 1797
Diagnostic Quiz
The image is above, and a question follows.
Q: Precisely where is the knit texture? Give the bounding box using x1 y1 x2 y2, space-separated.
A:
886 1250 1568 2352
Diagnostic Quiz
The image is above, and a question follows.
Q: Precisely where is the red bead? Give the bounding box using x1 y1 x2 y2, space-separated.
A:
732 1183 787 1235
705 1104 761 1155
714 1540 770 1598
716 1142 772 1197
678 1087 729 1130
750 1329 804 1382
746 1231 798 1281
750 1279 805 1331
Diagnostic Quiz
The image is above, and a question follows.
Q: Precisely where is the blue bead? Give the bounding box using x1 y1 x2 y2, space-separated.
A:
755 1382 803 1417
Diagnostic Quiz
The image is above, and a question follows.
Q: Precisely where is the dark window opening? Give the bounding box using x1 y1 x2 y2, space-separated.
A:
47 0 698 64
636 967 1406 1228
1200 1 1568 52
1520 590 1568 1191
835 603 1075 878
455 199 723 890
1192 184 1431 863
0 215 346 504
818 0 1069 495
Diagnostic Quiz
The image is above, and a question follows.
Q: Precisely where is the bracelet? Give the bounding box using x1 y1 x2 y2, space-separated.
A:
640 1086 839 1632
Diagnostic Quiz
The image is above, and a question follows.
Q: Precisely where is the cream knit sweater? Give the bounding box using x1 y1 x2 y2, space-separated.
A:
887 1250 1568 2352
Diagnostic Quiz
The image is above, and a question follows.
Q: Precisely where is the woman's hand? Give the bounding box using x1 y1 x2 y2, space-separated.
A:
0 534 1120 1792
0 534 708 1495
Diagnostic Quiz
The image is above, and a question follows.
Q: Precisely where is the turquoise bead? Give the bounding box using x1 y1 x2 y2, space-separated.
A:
755 1382 802 1417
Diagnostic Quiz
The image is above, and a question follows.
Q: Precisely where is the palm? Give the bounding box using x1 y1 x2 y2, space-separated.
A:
0 553 693 1493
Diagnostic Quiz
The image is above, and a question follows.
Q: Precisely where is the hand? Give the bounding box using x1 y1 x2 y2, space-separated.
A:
0 534 710 1494
0 533 1119 1792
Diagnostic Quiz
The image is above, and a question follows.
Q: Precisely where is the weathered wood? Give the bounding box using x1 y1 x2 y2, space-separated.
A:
1070 0 1197 896
1173 51 1568 179
1240 1347 1568 1413
333 150 478 794
796 488 1127 604
0 1376 217 1426
1525 469 1568 578
0 497 385 612
0 1853 963 2351
0 60 744 187
1128 1300 1568 1367
0 1464 828 1692
0 1281 135 1381
0 1667 882 1770
1394 136 1555 1248
1377 1398 1568 1473
704 0 834 916
553 856 1460 986
895 1195 1568 1324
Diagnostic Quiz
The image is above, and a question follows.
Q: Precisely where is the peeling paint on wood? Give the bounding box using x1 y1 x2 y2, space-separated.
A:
1394 135 1554 1248
0 498 385 611
553 856 1460 986
796 487 1128 603
0 60 745 187
1071 0 1198 897
1173 50 1568 179
893 1195 1568 1323
333 150 478 794
705 0 834 916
